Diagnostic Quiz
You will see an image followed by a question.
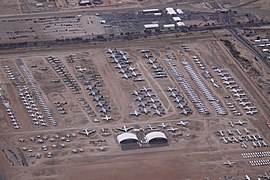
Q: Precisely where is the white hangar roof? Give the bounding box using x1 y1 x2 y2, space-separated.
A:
116 132 139 144
145 131 167 142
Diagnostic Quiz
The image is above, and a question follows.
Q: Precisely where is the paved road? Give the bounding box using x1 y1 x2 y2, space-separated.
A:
228 27 270 69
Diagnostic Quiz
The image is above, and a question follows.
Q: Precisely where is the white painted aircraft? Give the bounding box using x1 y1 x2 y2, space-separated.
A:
234 120 247 126
166 127 179 133
167 86 177 92
246 110 258 115
130 110 141 117
140 86 152 92
146 124 156 130
176 121 189 126
158 123 168 129
101 115 112 122
243 106 256 110
258 172 270 180
117 125 133 132
239 101 251 106
222 160 236 167
79 129 96 136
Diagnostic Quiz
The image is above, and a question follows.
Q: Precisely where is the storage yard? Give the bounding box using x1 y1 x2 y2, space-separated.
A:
0 32 270 179
0 0 270 180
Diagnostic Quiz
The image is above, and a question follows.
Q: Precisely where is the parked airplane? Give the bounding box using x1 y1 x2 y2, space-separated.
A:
158 123 168 129
134 77 145 82
233 92 246 97
131 71 141 77
134 96 144 102
221 76 233 81
106 48 113 54
130 110 141 117
221 137 228 144
111 58 119 63
243 106 256 110
141 108 151 114
76 67 87 73
223 80 236 85
118 68 126 74
243 128 250 134
169 92 179 98
180 109 192 115
150 64 158 69
146 59 157 64
79 129 96 136
234 120 247 126
217 130 225 137
166 127 179 133
99 107 110 113
239 101 251 106
176 121 189 126
225 84 238 89
218 72 230 77
235 97 248 101
138 102 147 108
153 109 164 116
117 125 133 132
173 97 184 103
241 142 248 149
148 98 159 104
144 92 155 98
214 68 227 73
235 129 242 135
139 49 150 53
121 73 130 79
230 88 243 93
140 86 152 92
176 103 186 109
143 53 153 59
101 115 112 122
96 101 105 107
223 160 236 167
146 124 156 130
132 90 140 96
245 175 251 180
262 141 269 147
227 130 233 135
115 64 125 69
128 66 136 71
258 172 270 180
246 110 258 115
229 121 234 127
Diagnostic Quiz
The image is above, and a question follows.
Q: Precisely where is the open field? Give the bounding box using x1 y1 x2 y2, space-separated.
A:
0 31 270 179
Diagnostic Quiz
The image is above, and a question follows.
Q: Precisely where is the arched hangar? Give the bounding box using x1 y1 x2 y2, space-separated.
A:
116 132 139 145
145 131 168 144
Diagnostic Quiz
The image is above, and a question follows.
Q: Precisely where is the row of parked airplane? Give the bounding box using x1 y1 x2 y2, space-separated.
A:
84 80 113 119
47 56 81 93
228 120 247 127
213 67 258 116
2 66 22 129
192 56 206 70
19 85 48 126
18 58 56 126
165 53 209 114
140 50 167 78
129 87 165 117
107 48 145 82
3 65 16 80
79 121 189 135
182 60 227 115
166 86 193 115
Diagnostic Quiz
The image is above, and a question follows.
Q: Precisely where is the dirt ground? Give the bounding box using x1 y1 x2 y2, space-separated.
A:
0 30 269 179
